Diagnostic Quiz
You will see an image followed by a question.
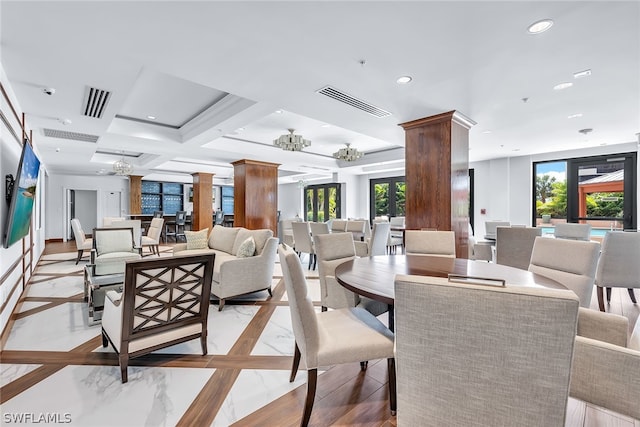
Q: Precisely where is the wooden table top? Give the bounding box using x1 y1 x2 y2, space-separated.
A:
335 255 564 305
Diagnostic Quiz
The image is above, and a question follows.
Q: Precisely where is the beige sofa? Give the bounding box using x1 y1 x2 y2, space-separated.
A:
173 225 278 310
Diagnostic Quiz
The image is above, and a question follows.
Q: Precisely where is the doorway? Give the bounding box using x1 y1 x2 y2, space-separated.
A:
68 189 97 239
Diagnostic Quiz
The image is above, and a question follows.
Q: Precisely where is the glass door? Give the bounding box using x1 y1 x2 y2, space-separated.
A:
305 183 341 222
567 153 637 231
370 176 405 222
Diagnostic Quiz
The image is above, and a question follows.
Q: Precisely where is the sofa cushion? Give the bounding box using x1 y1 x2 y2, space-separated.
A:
185 229 209 250
249 229 273 255
237 236 256 258
232 229 253 255
208 225 240 254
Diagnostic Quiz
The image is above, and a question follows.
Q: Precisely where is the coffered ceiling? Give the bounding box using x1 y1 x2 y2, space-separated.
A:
1 1 638 184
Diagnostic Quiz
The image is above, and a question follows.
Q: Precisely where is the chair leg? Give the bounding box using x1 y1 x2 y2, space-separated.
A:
387 358 397 415
200 333 207 355
267 287 273 296
597 286 606 312
218 299 225 311
155 244 160 256
312 254 317 270
119 354 129 383
76 249 83 265
321 306 327 312
301 369 318 427
629 288 637 303
290 343 301 382
307 254 312 270
606 287 612 303
360 361 368 371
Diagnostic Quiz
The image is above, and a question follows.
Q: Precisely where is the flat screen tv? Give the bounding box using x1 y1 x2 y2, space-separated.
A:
3 141 41 248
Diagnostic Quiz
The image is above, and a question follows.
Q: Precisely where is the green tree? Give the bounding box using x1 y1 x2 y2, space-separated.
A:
536 174 556 203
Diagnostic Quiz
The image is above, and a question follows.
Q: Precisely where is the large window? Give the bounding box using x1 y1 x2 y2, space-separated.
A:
221 186 234 214
305 183 341 222
370 177 405 222
533 152 636 230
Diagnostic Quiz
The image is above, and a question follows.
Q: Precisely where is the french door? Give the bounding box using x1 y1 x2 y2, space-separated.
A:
305 183 341 222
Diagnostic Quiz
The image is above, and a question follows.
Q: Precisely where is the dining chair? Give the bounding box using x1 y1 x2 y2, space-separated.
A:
594 231 640 311
314 232 388 316
394 274 580 426
404 230 456 258
140 217 164 256
484 220 510 239
570 308 640 420
467 222 492 262
70 218 93 264
554 222 592 241
308 221 330 237
528 236 601 307
102 216 125 227
278 244 396 427
346 220 367 241
355 221 390 257
495 226 542 270
152 210 164 218
330 219 348 233
110 219 142 251
291 221 316 270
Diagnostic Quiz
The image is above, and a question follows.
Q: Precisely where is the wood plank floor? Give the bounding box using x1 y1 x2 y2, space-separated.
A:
1 240 638 426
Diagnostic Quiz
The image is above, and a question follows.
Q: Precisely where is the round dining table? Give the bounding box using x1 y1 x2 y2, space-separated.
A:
335 254 563 330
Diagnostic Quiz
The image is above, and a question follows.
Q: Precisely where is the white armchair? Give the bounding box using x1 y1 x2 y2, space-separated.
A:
101 254 214 383
140 217 164 256
90 227 141 276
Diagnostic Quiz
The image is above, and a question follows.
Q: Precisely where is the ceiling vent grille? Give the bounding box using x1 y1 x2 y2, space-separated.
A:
82 86 111 118
316 86 391 118
43 128 99 143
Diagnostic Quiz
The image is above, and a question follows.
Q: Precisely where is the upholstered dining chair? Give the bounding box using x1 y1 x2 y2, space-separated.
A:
101 254 214 383
278 244 396 427
292 221 316 270
528 236 601 307
308 221 330 237
554 222 592 241
165 211 187 243
102 216 125 227
354 221 390 257
495 226 542 270
394 274 580 426
467 222 492 262
140 217 164 256
110 219 142 250
70 218 93 264
484 220 510 239
570 308 640 420
330 219 348 233
314 232 388 317
346 220 367 241
594 231 640 311
404 230 456 258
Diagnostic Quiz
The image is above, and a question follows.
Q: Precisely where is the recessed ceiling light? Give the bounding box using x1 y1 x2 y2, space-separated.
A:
321 124 331 128
567 113 583 119
396 76 412 84
237 127 244 132
573 69 592 79
147 115 156 120
275 110 283 114
553 82 573 91
527 19 553 34
482 130 492 134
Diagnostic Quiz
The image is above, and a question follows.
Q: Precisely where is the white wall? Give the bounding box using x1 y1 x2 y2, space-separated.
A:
0 63 46 334
46 174 129 240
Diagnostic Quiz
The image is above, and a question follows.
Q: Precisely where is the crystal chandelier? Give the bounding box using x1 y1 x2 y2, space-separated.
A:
113 155 133 175
273 128 311 151
333 143 364 162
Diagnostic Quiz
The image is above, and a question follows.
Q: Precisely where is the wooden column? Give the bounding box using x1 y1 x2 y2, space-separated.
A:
129 175 142 214
192 172 213 232
231 159 280 235
400 110 475 258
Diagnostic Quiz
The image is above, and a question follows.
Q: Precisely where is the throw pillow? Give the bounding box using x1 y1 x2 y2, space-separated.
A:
236 236 256 258
185 229 209 250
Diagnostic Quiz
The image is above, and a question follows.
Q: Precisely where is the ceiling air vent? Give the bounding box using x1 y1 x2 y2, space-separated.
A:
82 86 111 118
43 128 99 143
316 86 391 118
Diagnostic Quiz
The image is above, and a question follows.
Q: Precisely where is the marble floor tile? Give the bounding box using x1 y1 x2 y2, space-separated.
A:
252 306 294 356
0 364 42 387
1 365 214 427
16 301 49 313
25 275 83 298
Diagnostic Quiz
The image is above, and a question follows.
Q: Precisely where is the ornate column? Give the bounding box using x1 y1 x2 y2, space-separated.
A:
128 175 142 214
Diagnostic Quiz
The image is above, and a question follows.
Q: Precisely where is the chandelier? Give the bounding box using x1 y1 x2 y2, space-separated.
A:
333 143 364 162
113 155 133 175
273 128 311 151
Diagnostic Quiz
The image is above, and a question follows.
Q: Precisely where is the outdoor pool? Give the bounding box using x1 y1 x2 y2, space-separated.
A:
539 227 612 237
